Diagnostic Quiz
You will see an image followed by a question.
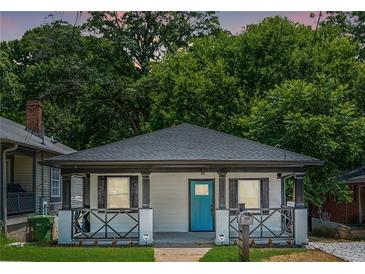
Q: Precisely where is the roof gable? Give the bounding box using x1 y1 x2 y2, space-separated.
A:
45 123 321 164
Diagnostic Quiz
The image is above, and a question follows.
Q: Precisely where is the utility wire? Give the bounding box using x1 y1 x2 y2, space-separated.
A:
298 11 323 90
52 12 65 52
283 12 323 161
68 11 81 52
304 11 323 78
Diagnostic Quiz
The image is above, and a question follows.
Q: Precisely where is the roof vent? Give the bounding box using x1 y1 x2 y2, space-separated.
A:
50 136 57 144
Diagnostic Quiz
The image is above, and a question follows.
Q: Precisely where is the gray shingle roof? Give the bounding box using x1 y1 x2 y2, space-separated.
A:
338 166 365 183
44 123 321 165
0 116 76 155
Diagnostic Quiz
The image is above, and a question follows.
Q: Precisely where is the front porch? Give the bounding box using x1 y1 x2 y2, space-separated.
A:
5 149 37 216
58 170 307 246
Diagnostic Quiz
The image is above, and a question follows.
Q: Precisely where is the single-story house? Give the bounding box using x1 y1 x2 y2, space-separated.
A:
43 123 322 246
313 166 365 226
0 101 81 240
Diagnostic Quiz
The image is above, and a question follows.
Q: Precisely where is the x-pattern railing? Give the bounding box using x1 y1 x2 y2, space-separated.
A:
229 207 294 239
71 208 139 240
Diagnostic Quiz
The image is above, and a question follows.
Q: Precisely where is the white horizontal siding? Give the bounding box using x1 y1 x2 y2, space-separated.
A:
35 151 63 214
12 151 82 215
88 171 283 233
150 172 219 232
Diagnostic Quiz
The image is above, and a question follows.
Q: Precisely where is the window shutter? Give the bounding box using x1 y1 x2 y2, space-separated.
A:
129 176 139 208
98 176 106 209
229 178 238 209
83 176 90 208
260 178 269 209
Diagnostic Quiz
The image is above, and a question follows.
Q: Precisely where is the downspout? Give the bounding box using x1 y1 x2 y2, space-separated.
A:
1 143 18 235
41 150 44 214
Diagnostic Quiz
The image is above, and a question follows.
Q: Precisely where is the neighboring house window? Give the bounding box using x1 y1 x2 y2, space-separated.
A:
238 179 260 208
51 168 61 197
107 177 130 208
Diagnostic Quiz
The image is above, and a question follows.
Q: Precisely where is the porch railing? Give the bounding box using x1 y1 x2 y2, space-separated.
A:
71 208 139 240
7 192 35 215
229 206 294 240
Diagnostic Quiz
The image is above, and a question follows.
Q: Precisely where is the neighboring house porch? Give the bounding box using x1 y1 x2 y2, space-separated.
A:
313 166 365 227
5 149 36 216
1 101 76 239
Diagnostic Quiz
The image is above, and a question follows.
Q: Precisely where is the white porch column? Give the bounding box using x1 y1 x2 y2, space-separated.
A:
294 208 308 245
139 208 153 245
58 210 72 244
215 209 229 245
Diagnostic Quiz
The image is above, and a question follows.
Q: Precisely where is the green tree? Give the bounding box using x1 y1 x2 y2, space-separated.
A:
242 80 365 206
1 15 364 208
146 17 365 207
323 12 365 60
146 32 245 133
1 21 137 149
0 47 24 122
85 11 220 74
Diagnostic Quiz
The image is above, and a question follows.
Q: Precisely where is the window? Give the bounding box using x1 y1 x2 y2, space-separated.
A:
195 184 209 195
238 180 260 208
107 177 129 208
51 168 61 197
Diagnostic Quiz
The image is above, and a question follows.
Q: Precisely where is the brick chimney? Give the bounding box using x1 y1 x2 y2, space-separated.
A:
26 100 43 137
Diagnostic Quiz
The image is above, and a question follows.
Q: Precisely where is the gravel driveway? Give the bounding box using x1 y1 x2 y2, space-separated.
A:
308 242 365 262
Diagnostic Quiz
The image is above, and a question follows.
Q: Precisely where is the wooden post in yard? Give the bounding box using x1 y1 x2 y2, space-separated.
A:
237 203 253 262
238 223 250 262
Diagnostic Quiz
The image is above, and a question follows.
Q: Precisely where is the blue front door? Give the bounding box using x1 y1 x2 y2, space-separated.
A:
190 180 214 231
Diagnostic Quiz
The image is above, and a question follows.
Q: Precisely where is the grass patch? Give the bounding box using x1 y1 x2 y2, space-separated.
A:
0 234 12 246
0 235 154 262
200 246 308 262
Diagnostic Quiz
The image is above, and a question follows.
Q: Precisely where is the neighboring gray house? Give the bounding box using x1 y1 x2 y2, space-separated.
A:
43 123 322 246
0 101 81 239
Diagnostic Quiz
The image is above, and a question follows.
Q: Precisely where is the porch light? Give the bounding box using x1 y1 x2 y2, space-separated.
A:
143 234 149 245
219 234 225 245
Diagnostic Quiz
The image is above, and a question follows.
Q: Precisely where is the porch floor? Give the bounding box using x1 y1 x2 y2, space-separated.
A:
72 232 215 246
70 231 293 246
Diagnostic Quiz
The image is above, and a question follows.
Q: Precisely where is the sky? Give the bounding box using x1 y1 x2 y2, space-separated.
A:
0 11 322 41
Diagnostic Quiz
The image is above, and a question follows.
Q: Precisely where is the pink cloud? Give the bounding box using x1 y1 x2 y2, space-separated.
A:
286 11 328 28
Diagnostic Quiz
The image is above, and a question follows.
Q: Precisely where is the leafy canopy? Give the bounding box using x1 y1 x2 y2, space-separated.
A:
1 14 364 207
144 17 365 207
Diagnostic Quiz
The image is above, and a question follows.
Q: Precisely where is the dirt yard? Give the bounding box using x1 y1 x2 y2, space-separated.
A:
266 250 344 262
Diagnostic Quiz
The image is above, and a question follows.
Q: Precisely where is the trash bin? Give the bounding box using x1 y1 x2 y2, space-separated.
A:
28 215 55 242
